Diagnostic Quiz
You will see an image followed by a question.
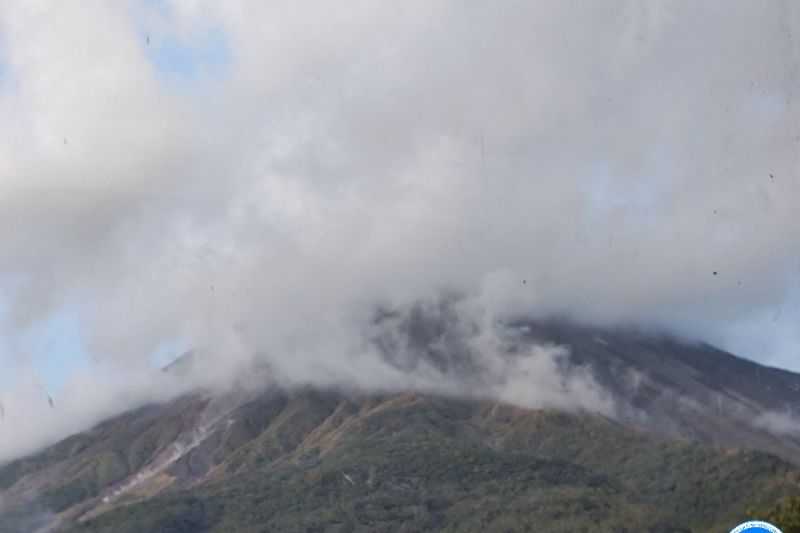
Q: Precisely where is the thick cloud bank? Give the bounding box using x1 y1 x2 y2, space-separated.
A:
0 1 799 462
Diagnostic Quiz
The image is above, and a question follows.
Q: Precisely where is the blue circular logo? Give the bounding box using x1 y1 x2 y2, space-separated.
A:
730 521 782 533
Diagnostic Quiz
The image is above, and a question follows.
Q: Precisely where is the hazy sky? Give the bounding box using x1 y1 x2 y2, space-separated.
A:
1 1 799 461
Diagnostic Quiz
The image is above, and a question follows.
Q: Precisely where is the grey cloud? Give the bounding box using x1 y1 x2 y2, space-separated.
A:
0 1 799 460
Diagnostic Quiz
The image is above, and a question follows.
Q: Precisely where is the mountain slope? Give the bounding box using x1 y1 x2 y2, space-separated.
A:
516 320 800 462
0 390 797 533
2 320 800 532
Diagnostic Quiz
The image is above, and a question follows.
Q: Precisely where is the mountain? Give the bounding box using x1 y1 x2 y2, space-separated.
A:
518 320 800 463
2 318 800 532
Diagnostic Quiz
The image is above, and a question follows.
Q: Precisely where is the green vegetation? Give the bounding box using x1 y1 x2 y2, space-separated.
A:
48 393 800 533
2 390 798 532
6 323 800 531
748 496 800 533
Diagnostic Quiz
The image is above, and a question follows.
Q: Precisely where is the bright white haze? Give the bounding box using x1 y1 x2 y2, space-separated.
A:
0 1 799 463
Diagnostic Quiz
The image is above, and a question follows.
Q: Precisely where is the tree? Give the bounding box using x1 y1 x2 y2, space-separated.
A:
750 496 800 533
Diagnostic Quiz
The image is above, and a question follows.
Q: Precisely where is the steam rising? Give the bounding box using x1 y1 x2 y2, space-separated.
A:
1 1 799 462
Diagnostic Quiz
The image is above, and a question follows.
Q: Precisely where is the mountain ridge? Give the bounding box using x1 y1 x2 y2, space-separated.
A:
2 319 800 532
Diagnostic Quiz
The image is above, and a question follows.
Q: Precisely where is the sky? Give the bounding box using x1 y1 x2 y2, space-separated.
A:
0 0 799 462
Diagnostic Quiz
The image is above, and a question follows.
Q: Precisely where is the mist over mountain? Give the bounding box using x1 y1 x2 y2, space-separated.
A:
1 2 800 530
3 317 800 532
2 2 800 457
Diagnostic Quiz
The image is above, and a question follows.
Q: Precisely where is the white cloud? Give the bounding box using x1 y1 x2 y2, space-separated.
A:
753 409 800 437
0 0 799 461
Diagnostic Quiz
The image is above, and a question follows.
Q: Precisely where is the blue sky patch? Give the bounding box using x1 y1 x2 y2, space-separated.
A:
0 305 89 396
145 27 231 84
23 310 90 395
0 41 8 90
132 0 232 86
150 336 192 370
